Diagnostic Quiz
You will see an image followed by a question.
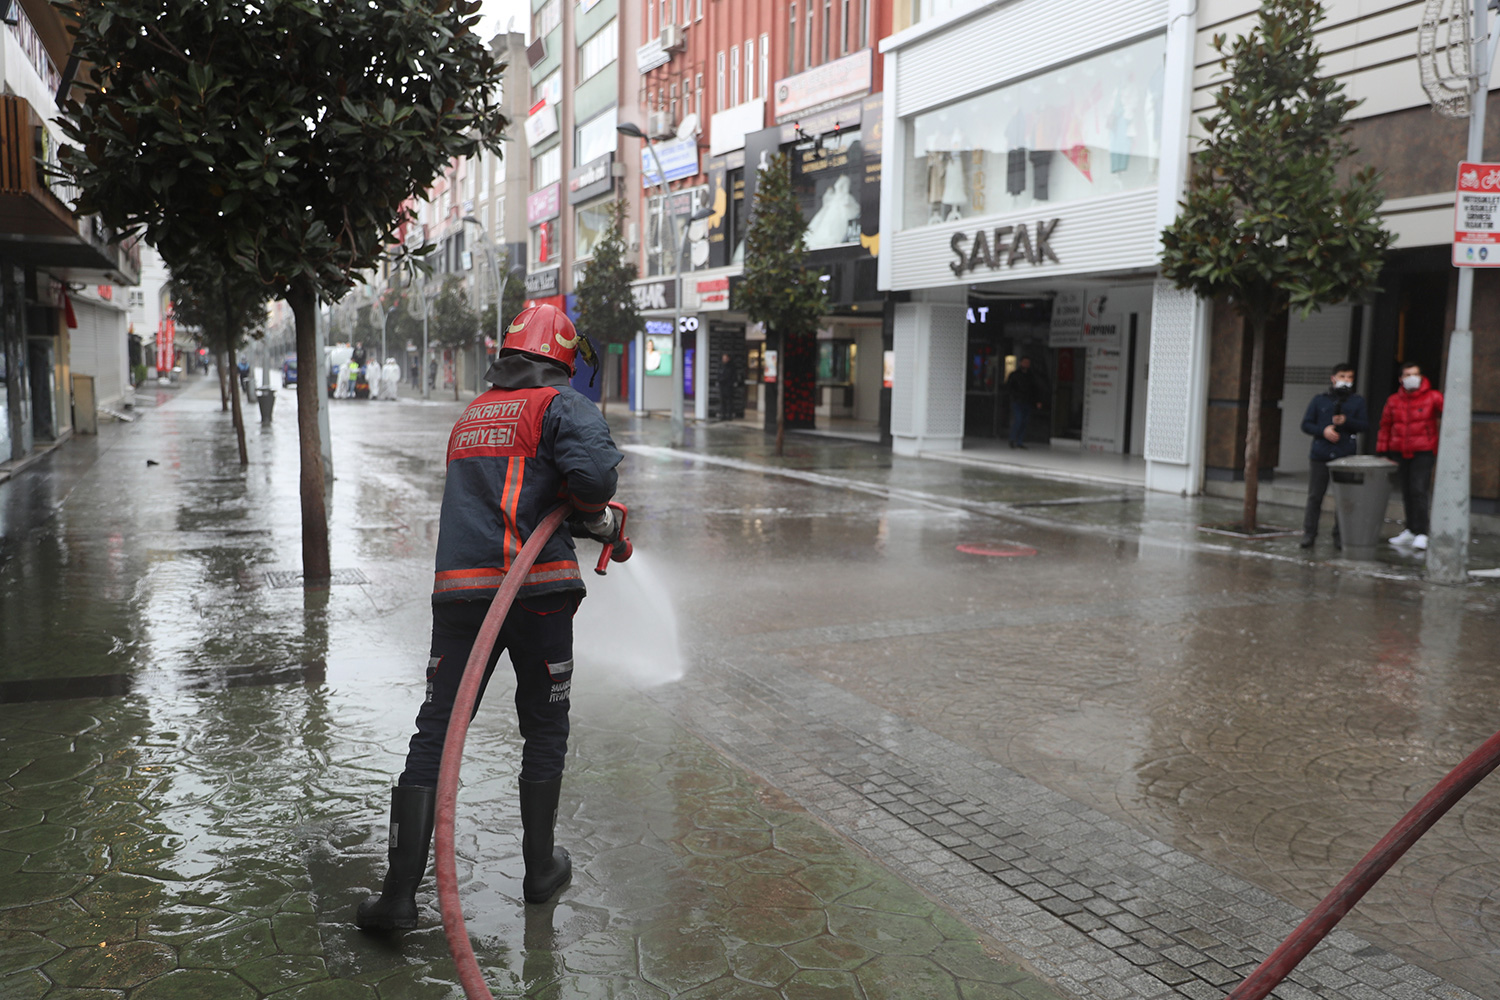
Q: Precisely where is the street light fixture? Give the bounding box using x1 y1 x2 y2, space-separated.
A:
619 119 694 447
462 214 508 395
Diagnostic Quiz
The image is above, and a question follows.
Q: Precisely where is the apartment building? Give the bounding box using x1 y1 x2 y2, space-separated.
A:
1 0 140 467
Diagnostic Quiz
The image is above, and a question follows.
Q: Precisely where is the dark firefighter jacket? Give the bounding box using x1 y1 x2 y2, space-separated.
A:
432 353 623 604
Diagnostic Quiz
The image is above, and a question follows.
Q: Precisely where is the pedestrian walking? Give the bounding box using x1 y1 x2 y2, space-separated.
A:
1377 363 1443 551
380 357 401 400
1298 363 1367 549
355 303 623 930
717 352 739 421
1004 357 1043 449
335 359 351 399
365 357 382 400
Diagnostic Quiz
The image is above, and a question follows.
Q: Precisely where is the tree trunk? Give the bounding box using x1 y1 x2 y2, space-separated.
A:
217 350 229 411
1241 314 1266 533
289 278 331 584
227 339 248 467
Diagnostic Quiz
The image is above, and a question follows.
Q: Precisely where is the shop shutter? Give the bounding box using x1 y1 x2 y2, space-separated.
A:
71 301 127 407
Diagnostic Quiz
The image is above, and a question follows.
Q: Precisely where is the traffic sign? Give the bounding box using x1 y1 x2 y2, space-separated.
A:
1453 160 1500 266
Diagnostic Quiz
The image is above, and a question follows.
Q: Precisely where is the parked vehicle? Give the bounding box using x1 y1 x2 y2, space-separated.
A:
282 355 298 387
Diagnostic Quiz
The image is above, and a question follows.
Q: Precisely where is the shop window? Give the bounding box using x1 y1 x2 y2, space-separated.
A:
901 33 1166 230
575 198 617 261
534 69 561 109
817 341 854 383
645 186 709 277
534 0 560 38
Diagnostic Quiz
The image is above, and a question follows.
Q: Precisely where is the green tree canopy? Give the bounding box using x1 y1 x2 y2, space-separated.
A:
56 0 509 581
736 153 827 452
1160 0 1390 530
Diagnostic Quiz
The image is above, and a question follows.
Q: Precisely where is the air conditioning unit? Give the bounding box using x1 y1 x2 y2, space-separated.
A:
647 110 675 140
660 23 686 53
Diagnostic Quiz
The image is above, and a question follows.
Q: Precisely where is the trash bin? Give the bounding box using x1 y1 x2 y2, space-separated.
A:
1327 455 1397 559
256 387 276 423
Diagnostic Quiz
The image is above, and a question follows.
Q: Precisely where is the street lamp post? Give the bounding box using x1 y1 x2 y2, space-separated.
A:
618 121 687 448
462 215 508 395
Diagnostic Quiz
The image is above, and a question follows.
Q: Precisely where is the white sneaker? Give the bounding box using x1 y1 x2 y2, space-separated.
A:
1389 530 1415 546
1412 534 1428 551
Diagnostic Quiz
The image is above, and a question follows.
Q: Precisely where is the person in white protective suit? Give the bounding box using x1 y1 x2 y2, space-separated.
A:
380 357 401 400
335 359 351 399
365 357 382 400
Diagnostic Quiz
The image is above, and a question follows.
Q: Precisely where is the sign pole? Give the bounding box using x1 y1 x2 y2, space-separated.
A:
1430 0 1497 584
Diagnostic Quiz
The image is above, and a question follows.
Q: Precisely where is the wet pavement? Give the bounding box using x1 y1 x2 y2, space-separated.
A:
3 376 1500 999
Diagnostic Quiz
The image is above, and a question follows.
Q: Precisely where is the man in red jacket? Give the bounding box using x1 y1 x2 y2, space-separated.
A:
1376 363 1443 551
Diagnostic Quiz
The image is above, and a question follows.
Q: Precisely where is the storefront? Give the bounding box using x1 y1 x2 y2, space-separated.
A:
878 0 1205 492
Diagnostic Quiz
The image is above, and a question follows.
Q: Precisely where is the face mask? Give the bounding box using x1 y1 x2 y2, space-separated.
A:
1402 375 1421 391
1333 380 1352 394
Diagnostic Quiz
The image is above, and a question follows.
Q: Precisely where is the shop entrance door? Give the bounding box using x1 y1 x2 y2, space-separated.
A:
965 298 1053 441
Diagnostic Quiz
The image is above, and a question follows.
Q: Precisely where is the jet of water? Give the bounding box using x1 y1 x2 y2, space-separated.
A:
575 550 685 686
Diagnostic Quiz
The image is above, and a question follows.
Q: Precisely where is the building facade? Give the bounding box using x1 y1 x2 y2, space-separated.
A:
629 0 894 431
877 0 1203 493
1 0 140 467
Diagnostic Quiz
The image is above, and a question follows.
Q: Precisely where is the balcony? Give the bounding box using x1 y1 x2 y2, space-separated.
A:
0 95 141 285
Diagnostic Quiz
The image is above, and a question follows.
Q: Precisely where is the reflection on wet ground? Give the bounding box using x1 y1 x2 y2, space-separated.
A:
3 376 1499 999
1 380 1058 999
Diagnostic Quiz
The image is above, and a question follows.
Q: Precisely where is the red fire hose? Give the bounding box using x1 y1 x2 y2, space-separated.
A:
433 503 630 1000
1227 728 1500 1000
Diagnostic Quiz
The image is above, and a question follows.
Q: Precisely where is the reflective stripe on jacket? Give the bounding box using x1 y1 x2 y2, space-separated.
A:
432 355 623 603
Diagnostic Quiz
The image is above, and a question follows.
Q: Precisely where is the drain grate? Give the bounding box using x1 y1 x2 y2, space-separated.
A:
264 568 371 588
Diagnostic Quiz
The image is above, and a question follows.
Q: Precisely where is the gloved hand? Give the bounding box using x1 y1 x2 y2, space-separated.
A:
576 506 619 544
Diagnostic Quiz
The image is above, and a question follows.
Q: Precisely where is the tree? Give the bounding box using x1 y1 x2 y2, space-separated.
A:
426 276 478 399
573 203 640 412
56 0 507 582
170 259 270 467
736 153 828 456
1160 0 1390 531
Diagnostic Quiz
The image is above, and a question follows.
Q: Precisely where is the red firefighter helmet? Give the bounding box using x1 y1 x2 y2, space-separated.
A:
501 303 580 374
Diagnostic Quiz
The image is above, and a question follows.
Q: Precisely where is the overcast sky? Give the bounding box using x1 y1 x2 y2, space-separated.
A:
478 0 533 43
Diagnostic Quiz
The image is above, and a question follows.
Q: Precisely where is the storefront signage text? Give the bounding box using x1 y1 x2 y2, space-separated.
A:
642 138 700 186
524 267 560 298
696 277 729 308
948 220 1060 277
568 154 614 204
773 48 872 122
527 183 561 225
631 279 677 311
524 100 557 145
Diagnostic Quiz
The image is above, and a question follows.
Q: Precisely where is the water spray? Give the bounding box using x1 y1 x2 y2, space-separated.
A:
433 503 632 1000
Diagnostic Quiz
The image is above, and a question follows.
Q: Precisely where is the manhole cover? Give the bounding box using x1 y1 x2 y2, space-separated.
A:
956 543 1038 558
264 568 371 588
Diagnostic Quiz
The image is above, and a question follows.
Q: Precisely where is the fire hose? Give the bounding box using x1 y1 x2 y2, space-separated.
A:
434 501 631 1000
1228 727 1500 999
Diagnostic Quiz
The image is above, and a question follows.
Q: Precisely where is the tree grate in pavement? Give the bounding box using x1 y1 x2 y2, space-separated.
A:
652 654 1482 1000
264 568 371 588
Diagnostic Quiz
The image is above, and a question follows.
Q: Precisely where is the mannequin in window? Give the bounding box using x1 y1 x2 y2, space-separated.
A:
942 129 968 222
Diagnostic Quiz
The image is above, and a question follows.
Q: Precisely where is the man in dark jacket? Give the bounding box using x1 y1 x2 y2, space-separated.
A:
1377 363 1444 551
356 303 623 929
717 352 739 421
1299 363 1368 549
1004 357 1044 449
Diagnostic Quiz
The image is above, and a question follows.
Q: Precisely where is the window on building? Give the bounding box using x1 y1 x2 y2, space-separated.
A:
579 20 618 82
823 0 832 63
532 147 560 190
534 69 561 109
645 186 709 277
730 47 739 108
788 4 797 74
534 0 560 38
745 40 755 100
695 73 704 120
670 81 678 123
576 107 618 165
759 34 769 99
806 3 816 68
530 221 557 268
696 0 704 20
648 0 655 37
861 0 870 48
574 197 617 261
716 51 726 112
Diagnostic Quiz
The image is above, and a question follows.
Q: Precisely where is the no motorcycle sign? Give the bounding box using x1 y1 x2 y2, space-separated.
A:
1454 161 1500 266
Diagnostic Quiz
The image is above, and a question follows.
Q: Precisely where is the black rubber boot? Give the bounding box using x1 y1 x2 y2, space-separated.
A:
519 777 571 904
355 784 436 931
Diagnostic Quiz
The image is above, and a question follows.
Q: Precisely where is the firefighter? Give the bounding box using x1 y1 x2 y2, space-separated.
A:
355 303 622 929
